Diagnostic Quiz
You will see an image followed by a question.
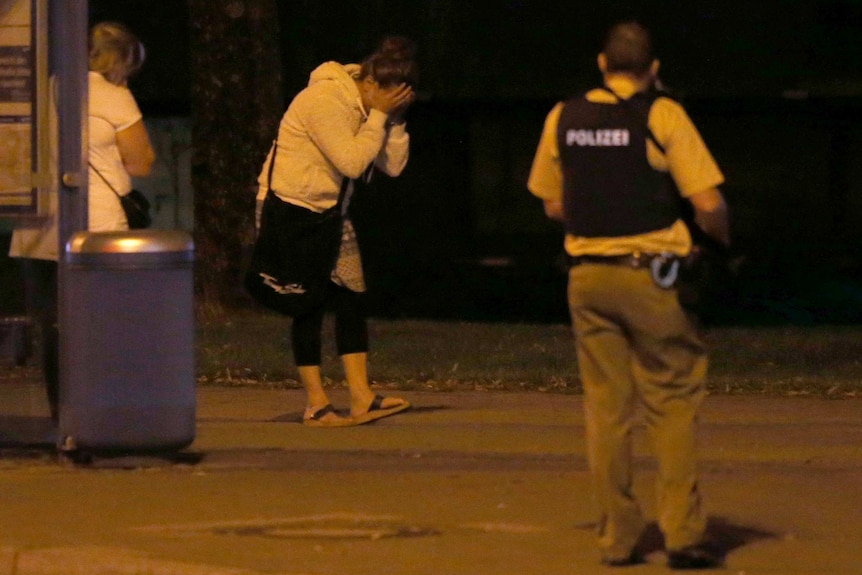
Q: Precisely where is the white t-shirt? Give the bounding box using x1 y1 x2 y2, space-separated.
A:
87 71 143 231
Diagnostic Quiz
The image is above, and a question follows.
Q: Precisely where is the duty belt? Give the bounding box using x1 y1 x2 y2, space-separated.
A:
568 251 681 289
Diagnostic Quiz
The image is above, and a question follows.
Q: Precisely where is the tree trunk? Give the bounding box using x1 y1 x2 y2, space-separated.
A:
188 0 283 315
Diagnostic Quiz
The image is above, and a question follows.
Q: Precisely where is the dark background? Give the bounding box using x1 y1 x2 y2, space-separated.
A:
94 0 862 106
3 0 862 324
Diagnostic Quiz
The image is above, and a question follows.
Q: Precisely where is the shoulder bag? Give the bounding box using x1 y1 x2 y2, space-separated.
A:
89 162 152 229
244 141 348 317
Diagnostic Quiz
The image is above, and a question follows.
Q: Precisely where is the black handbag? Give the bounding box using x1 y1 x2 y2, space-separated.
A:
118 189 152 229
90 162 152 229
244 141 349 317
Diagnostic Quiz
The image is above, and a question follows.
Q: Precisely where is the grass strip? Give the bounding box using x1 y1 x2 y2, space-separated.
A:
196 310 862 398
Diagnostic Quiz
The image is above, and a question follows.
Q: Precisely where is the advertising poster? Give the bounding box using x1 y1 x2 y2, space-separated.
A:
0 0 36 215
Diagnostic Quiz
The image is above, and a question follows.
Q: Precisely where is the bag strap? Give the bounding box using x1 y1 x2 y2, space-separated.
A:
88 161 123 198
265 140 278 191
267 139 350 208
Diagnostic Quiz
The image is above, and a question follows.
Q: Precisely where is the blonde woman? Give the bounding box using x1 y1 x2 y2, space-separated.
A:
87 21 155 231
8 21 155 420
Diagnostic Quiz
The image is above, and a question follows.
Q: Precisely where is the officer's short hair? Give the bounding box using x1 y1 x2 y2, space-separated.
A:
603 21 654 75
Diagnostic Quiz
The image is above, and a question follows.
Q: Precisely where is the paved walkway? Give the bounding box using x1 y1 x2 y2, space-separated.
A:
1 383 861 574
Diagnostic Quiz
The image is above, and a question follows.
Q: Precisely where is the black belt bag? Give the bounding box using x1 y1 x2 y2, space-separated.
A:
568 252 680 289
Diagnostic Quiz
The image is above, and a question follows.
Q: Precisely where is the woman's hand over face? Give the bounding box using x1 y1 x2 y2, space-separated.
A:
369 83 415 116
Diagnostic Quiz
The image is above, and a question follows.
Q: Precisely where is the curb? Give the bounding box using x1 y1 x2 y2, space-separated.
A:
1 545 301 575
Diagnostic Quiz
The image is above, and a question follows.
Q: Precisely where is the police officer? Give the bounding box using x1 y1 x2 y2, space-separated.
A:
528 21 729 569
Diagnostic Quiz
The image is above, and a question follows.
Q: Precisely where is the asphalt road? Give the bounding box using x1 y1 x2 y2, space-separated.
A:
1 384 861 575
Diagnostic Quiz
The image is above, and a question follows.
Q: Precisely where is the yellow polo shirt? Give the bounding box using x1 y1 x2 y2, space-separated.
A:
527 77 724 257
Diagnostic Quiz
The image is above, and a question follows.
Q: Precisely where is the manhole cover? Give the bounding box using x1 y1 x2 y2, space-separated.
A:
142 513 440 540
220 522 437 540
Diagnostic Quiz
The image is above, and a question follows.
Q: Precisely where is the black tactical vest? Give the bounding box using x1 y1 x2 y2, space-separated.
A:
556 88 680 238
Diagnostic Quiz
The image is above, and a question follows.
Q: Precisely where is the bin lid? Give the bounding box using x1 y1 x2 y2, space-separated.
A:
66 230 194 254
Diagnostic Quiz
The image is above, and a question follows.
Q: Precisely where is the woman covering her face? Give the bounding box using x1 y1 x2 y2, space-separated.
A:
254 36 418 427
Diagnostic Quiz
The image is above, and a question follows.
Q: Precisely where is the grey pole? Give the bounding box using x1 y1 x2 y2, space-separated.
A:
52 0 87 430
51 0 88 241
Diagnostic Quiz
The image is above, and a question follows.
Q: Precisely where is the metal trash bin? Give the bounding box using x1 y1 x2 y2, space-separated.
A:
59 230 195 453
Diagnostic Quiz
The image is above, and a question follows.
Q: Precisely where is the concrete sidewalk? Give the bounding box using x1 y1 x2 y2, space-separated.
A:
1 384 861 574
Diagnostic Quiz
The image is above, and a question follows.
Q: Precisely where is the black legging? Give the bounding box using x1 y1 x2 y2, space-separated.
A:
291 282 368 366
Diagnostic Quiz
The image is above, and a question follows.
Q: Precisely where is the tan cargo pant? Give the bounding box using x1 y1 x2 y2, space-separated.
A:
567 262 708 560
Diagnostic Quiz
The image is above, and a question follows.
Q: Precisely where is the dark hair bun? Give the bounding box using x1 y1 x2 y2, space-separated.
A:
361 35 419 87
377 36 416 61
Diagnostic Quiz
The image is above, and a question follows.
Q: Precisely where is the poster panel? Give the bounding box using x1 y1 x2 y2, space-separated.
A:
0 0 43 218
